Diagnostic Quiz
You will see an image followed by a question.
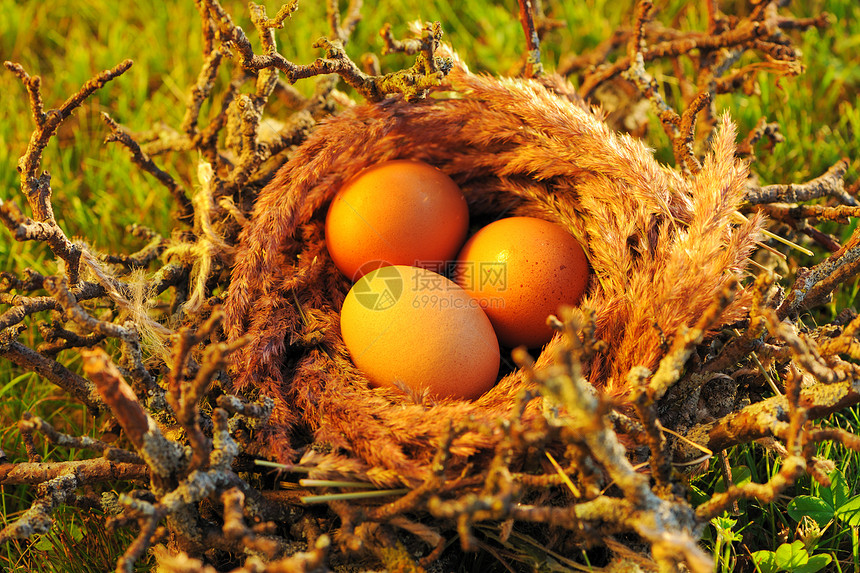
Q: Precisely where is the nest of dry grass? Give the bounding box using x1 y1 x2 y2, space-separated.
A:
224 64 762 489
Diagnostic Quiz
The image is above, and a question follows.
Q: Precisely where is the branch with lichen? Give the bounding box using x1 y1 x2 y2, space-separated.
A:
73 348 276 571
516 0 544 78
508 310 711 572
776 223 860 319
0 337 103 414
585 0 826 170
747 158 855 206
578 0 823 101
202 0 451 103
18 412 144 465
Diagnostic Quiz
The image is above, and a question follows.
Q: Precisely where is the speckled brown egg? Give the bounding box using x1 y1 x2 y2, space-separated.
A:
340 265 500 400
454 217 589 348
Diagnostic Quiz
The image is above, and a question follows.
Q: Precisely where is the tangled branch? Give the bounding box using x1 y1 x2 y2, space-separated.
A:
1 1 858 572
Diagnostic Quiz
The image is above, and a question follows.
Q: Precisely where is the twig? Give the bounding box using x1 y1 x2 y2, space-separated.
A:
579 0 827 102
583 11 769 98
44 276 134 340
517 0 544 78
557 29 628 76
181 48 225 138
682 374 860 459
760 203 860 225
696 456 805 519
765 312 843 385
746 159 855 205
0 459 148 485
648 281 738 402
36 324 106 358
632 282 736 485
0 473 79 544
327 0 362 45
0 339 102 414
100 226 168 270
18 413 144 465
43 274 162 391
203 0 450 102
166 312 250 471
674 92 711 174
117 506 168 573
777 224 860 319
0 198 82 285
4 59 133 284
736 117 784 157
82 348 184 486
101 113 193 220
0 293 59 330
216 394 274 422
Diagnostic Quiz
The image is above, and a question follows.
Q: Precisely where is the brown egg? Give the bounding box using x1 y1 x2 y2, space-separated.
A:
340 265 500 400
454 217 589 348
325 160 469 280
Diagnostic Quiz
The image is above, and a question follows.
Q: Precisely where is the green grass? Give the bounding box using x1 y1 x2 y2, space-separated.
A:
1 0 858 571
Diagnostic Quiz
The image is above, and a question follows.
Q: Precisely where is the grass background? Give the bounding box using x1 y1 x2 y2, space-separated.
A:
1 0 858 570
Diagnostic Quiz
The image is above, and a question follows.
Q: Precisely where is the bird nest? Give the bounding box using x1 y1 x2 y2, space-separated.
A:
224 65 762 488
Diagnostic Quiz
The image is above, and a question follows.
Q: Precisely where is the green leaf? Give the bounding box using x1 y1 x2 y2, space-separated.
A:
715 465 752 493
834 495 860 526
0 373 32 399
791 554 832 573
32 535 55 552
751 550 779 573
712 515 737 532
787 496 835 527
822 469 850 509
68 521 85 542
774 541 809 570
689 483 710 508
710 515 744 543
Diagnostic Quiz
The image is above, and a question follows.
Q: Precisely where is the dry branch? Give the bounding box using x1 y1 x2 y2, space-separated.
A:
778 224 860 319
3 59 133 284
517 0 544 78
0 339 103 413
18 413 144 465
747 158 854 205
200 0 450 103
1 1 858 571
101 113 193 220
0 459 148 486
83 349 184 483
